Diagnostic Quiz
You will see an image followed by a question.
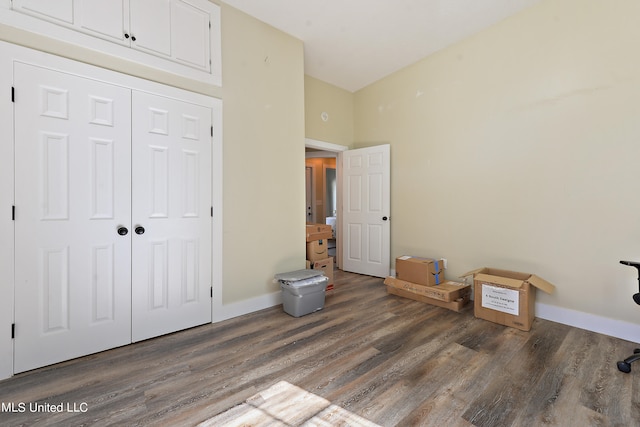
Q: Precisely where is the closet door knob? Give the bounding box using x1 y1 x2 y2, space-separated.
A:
117 226 129 236
124 33 130 39
131 35 136 42
135 226 145 235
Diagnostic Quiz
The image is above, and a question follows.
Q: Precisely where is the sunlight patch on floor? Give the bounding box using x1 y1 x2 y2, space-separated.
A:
199 380 381 426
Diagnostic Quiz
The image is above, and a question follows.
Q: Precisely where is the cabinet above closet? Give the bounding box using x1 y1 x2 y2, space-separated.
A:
1 0 221 86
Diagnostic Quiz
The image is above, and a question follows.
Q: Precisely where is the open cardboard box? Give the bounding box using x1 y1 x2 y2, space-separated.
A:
461 267 556 331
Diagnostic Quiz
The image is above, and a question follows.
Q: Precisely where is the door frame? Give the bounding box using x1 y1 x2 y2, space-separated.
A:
0 42 15 381
305 166 315 224
305 138 348 269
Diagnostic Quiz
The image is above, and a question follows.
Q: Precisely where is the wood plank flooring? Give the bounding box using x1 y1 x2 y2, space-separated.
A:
1 270 640 426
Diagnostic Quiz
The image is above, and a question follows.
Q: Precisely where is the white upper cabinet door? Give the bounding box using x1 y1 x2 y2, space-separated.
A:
12 0 74 24
171 0 211 71
77 0 130 44
13 0 130 44
130 0 171 57
130 0 212 71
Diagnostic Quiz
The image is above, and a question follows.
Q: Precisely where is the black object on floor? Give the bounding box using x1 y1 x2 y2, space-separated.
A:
617 260 640 373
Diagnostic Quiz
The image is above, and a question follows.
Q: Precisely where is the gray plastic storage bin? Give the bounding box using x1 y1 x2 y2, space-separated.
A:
275 269 328 317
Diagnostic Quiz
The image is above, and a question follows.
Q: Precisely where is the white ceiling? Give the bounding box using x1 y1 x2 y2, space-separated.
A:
222 0 542 92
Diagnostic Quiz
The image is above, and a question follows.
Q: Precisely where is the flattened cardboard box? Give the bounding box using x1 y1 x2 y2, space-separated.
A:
384 277 470 302
461 267 556 332
395 256 445 286
385 285 470 313
306 223 333 242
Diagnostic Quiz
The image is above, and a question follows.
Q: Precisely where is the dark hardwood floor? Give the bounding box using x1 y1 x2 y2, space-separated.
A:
1 270 639 426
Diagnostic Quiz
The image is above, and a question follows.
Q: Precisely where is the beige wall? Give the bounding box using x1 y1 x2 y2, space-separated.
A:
305 75 354 146
221 5 306 303
0 3 306 306
354 0 640 323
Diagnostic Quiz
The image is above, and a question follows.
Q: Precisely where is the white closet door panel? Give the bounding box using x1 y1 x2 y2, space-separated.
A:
14 63 132 373
131 90 212 342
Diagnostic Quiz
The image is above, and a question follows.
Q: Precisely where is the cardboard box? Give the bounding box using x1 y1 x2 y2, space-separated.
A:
395 256 445 286
461 267 556 331
384 277 470 302
306 223 333 242
385 282 470 313
312 257 334 293
306 239 328 262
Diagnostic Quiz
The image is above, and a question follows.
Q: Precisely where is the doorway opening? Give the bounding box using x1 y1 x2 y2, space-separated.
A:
305 138 348 269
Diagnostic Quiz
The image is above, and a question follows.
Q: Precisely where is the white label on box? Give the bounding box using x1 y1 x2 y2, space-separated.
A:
398 255 411 260
481 284 519 316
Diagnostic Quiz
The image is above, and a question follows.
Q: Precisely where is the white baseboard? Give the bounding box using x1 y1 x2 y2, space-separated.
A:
210 287 640 345
213 291 282 323
536 302 640 344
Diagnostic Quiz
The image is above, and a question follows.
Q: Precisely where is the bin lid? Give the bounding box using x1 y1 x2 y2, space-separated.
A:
281 275 328 294
275 269 324 283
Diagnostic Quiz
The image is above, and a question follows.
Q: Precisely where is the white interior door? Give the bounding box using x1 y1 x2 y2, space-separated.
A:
131 91 212 342
341 144 390 277
14 63 132 373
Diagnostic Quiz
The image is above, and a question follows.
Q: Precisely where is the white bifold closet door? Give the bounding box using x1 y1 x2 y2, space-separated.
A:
130 91 212 343
14 63 213 373
14 63 133 373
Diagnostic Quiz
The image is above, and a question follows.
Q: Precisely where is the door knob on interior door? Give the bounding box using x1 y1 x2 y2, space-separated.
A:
117 226 129 236
135 226 145 235
382 216 388 221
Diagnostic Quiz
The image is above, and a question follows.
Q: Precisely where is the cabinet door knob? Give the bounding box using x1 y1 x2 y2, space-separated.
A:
117 226 129 236
131 35 136 42
135 226 145 235
124 33 130 39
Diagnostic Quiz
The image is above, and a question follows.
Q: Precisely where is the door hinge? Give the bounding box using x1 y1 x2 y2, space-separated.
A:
12 205 15 221
11 86 15 103
210 125 213 137
211 206 213 217
210 287 213 298
11 324 15 339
